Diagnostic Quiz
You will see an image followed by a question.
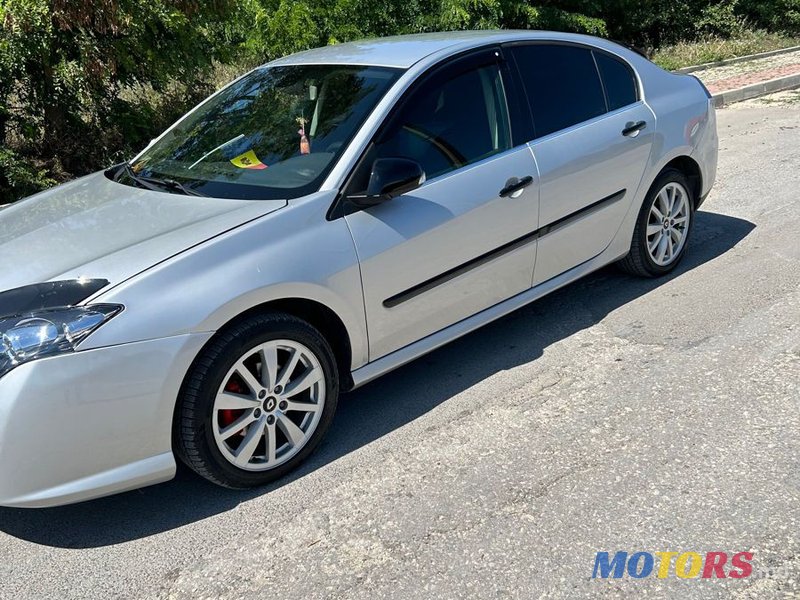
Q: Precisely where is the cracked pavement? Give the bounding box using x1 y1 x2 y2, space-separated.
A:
0 95 799 600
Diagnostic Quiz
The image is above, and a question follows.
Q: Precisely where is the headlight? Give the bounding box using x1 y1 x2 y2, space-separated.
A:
0 304 122 379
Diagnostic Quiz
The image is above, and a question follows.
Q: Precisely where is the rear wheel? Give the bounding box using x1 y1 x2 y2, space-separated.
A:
175 313 338 488
618 169 694 277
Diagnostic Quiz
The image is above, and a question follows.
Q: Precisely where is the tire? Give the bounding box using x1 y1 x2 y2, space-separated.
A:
617 168 695 277
175 312 339 489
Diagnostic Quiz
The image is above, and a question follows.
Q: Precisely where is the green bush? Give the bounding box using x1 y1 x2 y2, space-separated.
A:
696 0 749 38
0 148 56 204
0 0 252 199
2 0 800 204
738 0 800 34
653 29 800 70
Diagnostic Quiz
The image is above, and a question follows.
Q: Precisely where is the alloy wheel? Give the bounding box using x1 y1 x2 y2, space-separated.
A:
646 181 691 266
211 340 325 472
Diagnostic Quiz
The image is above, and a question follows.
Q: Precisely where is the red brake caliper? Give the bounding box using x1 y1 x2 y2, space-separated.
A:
220 379 246 427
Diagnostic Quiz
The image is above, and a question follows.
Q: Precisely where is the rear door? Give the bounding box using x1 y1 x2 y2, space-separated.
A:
507 43 655 285
341 49 540 360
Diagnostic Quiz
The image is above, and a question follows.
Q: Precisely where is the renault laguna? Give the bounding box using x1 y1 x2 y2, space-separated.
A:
0 30 717 507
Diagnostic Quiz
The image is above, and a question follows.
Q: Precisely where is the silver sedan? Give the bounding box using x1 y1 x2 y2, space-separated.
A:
0 30 717 507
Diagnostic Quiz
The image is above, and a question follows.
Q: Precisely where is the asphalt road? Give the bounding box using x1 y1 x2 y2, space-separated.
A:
1 93 799 600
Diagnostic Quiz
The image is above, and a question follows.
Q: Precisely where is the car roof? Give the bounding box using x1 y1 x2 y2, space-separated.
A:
266 30 634 69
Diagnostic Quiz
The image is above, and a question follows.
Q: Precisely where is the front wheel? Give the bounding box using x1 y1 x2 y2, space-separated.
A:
175 313 339 489
617 169 694 277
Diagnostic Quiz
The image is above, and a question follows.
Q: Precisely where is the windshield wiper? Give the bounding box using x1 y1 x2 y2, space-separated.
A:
116 163 164 193
141 175 208 197
116 163 208 197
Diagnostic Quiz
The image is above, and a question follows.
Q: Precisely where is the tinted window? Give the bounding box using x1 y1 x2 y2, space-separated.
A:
360 63 511 184
511 44 606 138
595 52 637 111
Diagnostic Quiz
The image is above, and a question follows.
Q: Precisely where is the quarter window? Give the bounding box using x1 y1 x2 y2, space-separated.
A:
511 44 606 138
362 62 512 184
595 52 638 111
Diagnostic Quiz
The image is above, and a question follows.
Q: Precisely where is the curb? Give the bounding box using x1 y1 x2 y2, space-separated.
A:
677 44 800 74
712 72 800 107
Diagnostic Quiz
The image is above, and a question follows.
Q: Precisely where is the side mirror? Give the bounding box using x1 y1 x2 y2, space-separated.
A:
349 158 426 207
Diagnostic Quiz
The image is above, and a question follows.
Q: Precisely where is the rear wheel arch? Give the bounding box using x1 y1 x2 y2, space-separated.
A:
661 155 702 208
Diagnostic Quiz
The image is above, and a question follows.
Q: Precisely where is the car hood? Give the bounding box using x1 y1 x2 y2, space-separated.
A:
0 172 286 292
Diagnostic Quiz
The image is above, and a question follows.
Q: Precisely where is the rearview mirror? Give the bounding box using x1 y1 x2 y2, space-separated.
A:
349 158 426 207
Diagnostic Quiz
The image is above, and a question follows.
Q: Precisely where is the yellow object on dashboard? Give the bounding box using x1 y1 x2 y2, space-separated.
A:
230 150 267 170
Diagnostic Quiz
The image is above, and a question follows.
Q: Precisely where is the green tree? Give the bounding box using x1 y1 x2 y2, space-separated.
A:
0 0 252 201
2 0 798 204
245 0 608 64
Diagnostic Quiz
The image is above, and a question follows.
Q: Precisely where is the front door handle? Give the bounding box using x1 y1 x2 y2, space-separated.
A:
499 175 534 198
622 120 647 137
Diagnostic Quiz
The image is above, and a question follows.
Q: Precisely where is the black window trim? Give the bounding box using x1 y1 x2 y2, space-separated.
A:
591 48 641 114
326 44 528 221
591 50 612 114
502 39 641 142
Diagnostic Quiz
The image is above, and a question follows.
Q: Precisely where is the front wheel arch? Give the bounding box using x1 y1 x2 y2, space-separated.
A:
198 298 354 392
173 311 340 488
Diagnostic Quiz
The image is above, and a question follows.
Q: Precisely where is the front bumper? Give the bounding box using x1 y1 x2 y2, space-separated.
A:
0 332 211 508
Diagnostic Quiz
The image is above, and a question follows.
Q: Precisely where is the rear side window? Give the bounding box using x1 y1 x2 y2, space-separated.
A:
511 44 606 138
594 52 638 111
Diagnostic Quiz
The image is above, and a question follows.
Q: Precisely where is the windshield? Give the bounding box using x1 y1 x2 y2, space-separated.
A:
124 64 402 199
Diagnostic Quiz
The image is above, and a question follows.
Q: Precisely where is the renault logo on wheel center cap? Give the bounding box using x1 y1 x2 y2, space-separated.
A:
264 397 277 411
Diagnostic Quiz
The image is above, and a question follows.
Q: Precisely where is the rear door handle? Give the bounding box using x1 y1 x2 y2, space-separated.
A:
622 120 647 137
499 175 534 197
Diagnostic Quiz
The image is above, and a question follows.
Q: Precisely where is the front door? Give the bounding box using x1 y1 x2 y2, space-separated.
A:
343 50 540 360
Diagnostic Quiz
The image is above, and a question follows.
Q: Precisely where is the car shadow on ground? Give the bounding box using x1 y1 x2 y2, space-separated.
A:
0 210 755 548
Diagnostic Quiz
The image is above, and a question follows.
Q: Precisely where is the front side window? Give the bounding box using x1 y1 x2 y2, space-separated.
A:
123 65 401 199
511 44 606 138
352 62 511 189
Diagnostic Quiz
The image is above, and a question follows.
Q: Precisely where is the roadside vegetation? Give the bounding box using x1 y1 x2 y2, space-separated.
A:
653 30 799 71
1 0 799 204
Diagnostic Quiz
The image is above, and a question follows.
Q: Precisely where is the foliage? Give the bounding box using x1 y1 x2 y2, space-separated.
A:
1 0 800 203
738 0 800 35
244 0 608 63
696 0 748 38
0 0 251 202
0 148 55 203
652 29 800 70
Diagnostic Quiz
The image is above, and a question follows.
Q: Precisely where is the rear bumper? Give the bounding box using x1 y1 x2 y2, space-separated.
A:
692 99 719 203
0 333 211 508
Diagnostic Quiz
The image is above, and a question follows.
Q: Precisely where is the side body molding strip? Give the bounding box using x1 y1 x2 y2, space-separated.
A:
353 240 627 389
383 189 626 308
